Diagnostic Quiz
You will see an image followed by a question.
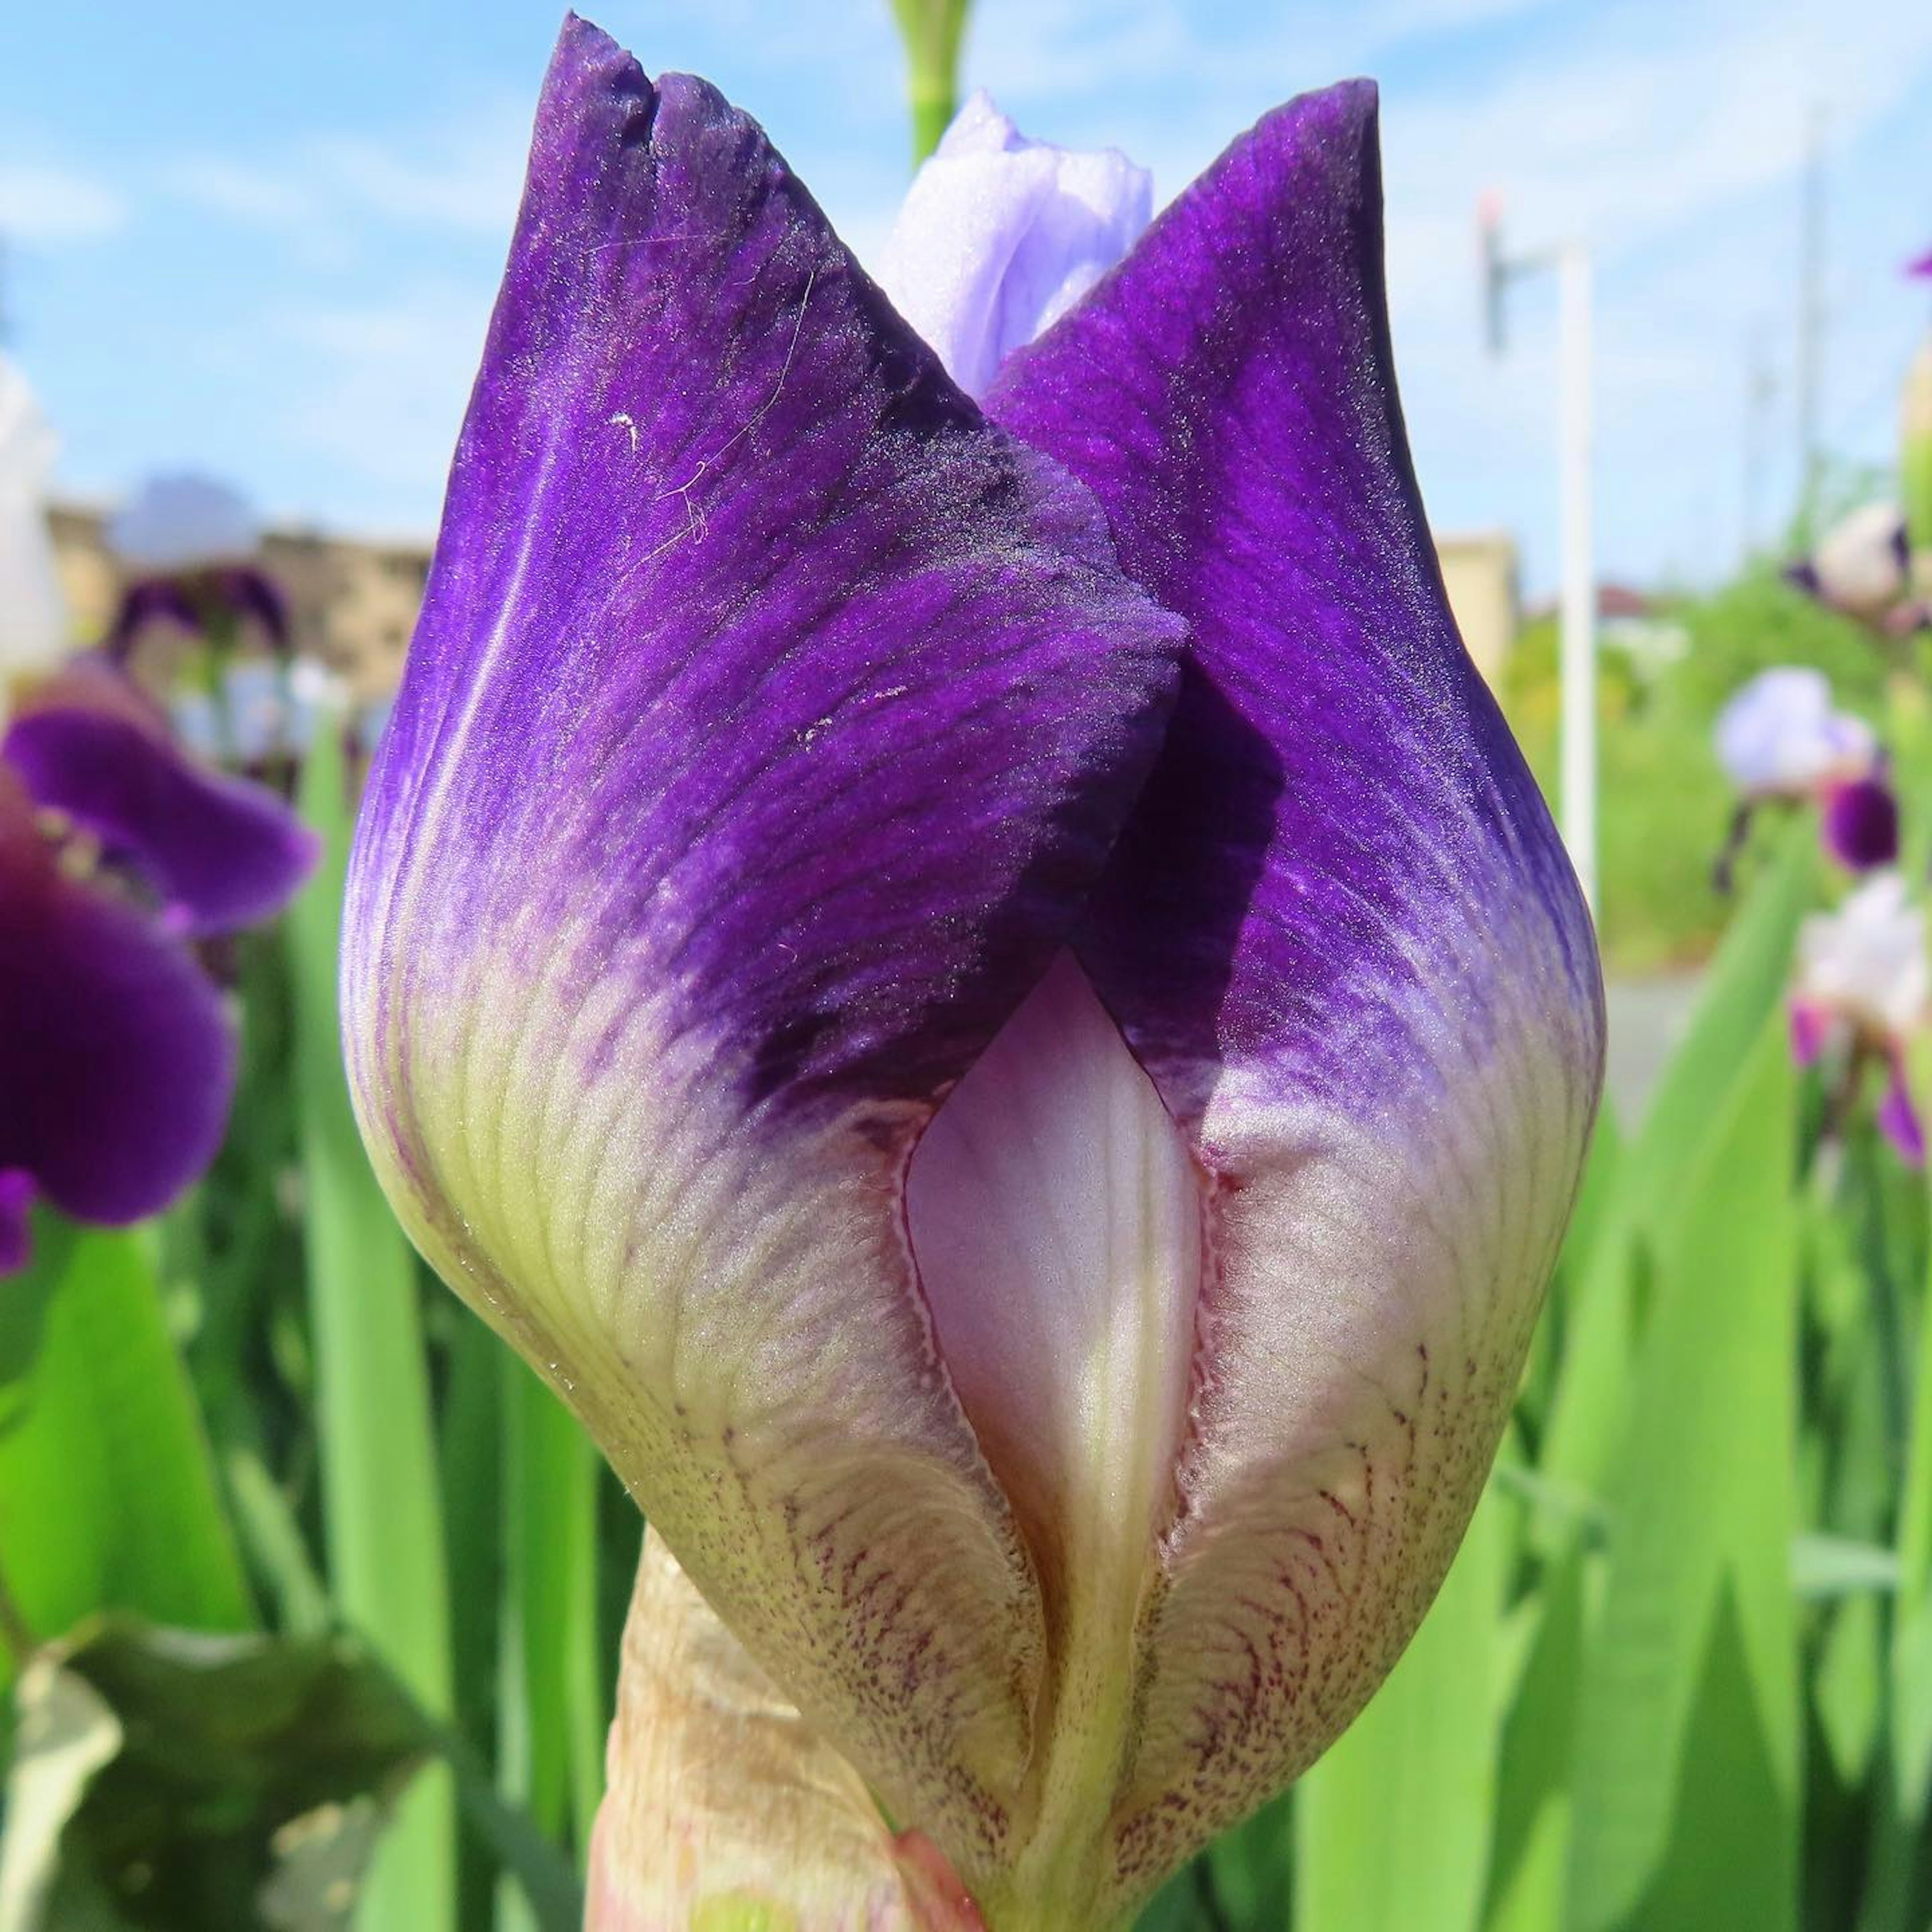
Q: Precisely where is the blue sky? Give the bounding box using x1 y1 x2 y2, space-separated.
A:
3 0 1928 594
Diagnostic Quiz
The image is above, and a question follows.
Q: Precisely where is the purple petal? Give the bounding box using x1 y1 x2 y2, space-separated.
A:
1880 1058 1924 1164
992 81 1601 1881
0 768 235 1266
1821 775 1900 872
1908 250 1932 280
5 667 319 934
212 566 292 651
1789 999 1833 1068
0 1170 35 1273
343 15 1181 1881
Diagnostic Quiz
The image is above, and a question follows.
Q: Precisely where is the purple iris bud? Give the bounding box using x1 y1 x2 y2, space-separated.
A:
0 656 318 1272
342 20 1602 1925
1714 666 1877 799
1821 773 1900 872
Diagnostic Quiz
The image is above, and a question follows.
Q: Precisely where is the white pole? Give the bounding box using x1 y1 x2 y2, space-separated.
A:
1557 243 1597 911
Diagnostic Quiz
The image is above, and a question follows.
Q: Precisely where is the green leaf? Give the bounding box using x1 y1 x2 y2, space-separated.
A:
1484 1546 1590 1932
0 1618 427 1932
495 1355 605 1928
1539 816 1811 1514
290 727 456 1932
1293 1480 1506 1932
1198 1791 1291 1930
0 1225 252 1674
1792 1535 1902 1600
1564 1012 1801 1932
0 1616 583 1932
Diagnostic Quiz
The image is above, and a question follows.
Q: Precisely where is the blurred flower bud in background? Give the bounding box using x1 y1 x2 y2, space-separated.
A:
0 354 72 692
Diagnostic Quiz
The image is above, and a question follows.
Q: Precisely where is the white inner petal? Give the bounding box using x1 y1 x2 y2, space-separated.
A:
908 950 1200 1854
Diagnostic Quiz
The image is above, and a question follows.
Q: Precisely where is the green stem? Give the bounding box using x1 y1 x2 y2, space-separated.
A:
889 0 971 163
292 725 456 1932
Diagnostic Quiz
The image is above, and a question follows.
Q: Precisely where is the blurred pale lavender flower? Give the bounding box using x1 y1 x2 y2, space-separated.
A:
1713 666 1895 879
104 472 289 659
1793 871 1929 1162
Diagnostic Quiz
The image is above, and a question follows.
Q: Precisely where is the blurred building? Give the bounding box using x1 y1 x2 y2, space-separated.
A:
48 502 1523 694
1436 530 1519 683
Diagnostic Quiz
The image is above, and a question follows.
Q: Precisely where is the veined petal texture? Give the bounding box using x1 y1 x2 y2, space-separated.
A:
992 78 1603 1890
343 14 1181 1880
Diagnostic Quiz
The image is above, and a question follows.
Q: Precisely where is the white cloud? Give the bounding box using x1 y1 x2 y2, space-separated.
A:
165 157 313 227
273 279 490 516
166 100 531 244
0 162 126 243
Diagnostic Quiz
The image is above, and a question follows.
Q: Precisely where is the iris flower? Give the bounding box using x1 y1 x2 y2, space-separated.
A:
344 18 1602 1926
103 472 290 661
1792 872 1929 1164
1712 666 1896 878
0 656 317 1272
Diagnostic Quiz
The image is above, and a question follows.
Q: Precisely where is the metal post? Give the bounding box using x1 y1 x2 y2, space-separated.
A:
1557 244 1596 911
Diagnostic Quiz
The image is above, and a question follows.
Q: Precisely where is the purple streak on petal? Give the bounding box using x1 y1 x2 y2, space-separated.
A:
344 16 1182 1882
992 81 1601 1883
5 704 318 934
1821 776 1900 872
0 770 236 1240
1908 250 1932 280
1790 999 1832 1068
1784 559 1823 601
1880 1058 1925 1164
103 578 201 660
0 1170 35 1276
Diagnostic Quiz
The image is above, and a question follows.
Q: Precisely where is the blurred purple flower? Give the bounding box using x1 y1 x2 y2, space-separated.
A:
1786 501 1930 636
0 655 318 1272
1821 773 1900 872
103 473 289 660
1712 667 1893 883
